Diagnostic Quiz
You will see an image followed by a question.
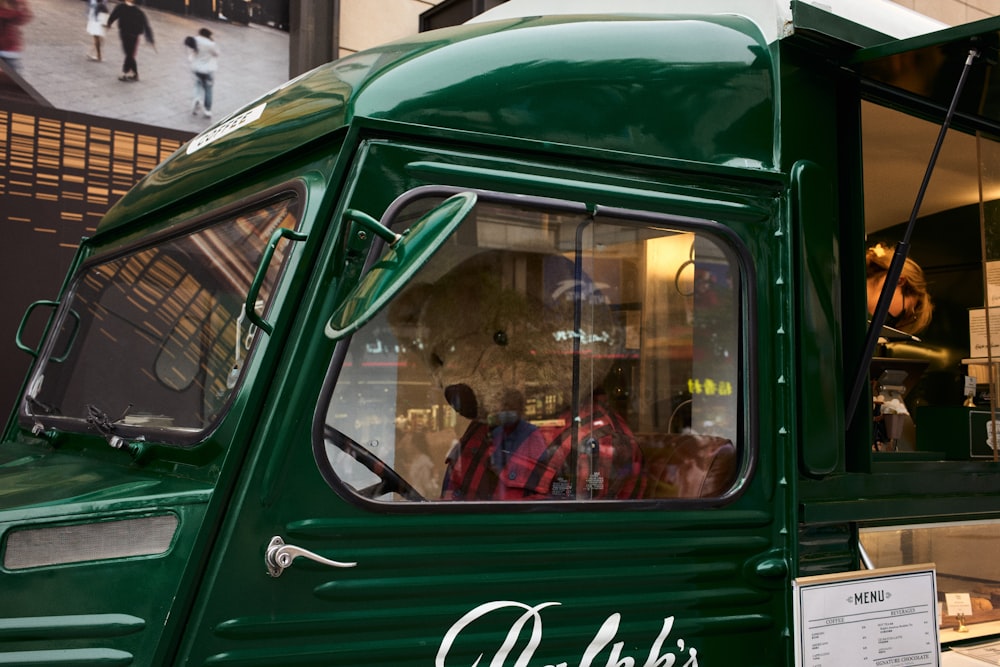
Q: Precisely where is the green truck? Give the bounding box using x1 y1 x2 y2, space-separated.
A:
4 1 1000 664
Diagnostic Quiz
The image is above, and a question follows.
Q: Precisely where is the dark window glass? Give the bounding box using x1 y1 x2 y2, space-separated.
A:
24 195 300 441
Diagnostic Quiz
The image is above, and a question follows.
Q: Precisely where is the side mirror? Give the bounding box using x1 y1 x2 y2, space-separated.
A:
325 192 477 340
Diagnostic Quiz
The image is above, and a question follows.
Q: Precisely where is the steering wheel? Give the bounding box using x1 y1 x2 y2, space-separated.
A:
323 424 425 502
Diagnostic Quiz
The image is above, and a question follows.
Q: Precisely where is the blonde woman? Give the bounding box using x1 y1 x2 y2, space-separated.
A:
866 242 933 335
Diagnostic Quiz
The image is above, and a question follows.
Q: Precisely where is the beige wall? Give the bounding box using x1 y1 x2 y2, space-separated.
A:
894 0 997 24
338 0 444 58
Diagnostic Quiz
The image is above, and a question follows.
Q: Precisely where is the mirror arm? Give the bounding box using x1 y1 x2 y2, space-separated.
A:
325 192 477 340
344 209 402 248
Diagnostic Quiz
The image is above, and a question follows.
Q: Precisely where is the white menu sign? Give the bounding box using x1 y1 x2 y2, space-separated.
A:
794 564 940 667
987 260 1000 308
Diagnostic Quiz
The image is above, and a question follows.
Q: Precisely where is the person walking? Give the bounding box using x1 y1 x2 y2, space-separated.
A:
86 0 109 62
106 0 154 82
0 0 32 73
186 27 219 118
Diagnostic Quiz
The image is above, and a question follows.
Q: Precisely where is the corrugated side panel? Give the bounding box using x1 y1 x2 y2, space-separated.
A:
0 499 210 665
188 508 786 666
0 613 142 666
798 522 857 578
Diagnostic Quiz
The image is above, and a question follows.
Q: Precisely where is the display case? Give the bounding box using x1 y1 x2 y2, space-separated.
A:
861 520 1000 643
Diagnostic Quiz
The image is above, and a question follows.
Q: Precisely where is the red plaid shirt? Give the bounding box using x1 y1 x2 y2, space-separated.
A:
442 395 645 500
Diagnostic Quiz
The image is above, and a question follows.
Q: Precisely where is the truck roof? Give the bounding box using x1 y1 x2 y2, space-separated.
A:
469 0 947 43
97 12 778 233
95 1 953 235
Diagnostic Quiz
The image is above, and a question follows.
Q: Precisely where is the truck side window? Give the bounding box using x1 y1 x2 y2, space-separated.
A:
21 194 301 443
321 194 743 502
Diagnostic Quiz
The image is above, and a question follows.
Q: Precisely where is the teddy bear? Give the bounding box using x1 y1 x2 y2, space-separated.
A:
388 249 645 500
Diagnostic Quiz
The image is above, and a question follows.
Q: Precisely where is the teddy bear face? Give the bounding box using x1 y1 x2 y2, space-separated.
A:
389 250 623 423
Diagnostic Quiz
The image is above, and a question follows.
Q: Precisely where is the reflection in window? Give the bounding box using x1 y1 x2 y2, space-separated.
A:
23 196 300 440
324 196 743 502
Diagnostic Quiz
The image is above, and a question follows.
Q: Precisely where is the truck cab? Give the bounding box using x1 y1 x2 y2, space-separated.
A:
3 1 1000 664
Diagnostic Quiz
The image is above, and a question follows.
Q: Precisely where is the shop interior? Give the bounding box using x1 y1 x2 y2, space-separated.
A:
862 100 999 458
860 79 1000 638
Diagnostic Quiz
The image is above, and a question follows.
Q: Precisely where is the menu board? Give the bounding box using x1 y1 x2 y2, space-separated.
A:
794 564 940 667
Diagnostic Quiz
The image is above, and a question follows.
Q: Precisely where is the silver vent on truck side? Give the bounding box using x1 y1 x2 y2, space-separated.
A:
3 515 178 570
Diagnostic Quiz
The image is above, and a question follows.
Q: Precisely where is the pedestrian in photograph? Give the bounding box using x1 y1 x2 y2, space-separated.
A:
0 0 32 73
186 27 219 118
86 0 109 62
106 0 154 82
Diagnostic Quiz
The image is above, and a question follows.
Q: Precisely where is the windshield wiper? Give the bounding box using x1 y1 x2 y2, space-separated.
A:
86 403 138 452
25 394 58 416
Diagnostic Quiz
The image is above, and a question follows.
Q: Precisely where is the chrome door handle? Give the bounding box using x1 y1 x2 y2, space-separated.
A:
265 536 357 577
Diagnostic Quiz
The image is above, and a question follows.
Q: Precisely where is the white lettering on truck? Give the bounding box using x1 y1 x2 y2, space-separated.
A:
436 600 699 667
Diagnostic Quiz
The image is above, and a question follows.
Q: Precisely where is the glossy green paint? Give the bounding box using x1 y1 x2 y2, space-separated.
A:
97 14 775 235
170 136 789 665
2 10 789 664
0 440 213 511
0 447 211 663
790 160 842 479
0 147 342 665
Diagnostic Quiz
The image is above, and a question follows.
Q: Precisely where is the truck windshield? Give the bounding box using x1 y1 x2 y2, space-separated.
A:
22 194 301 444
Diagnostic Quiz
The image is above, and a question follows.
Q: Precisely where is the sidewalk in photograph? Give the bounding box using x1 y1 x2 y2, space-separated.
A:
18 0 290 133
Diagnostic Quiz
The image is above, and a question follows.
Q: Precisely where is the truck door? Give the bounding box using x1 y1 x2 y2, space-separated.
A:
177 142 787 666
